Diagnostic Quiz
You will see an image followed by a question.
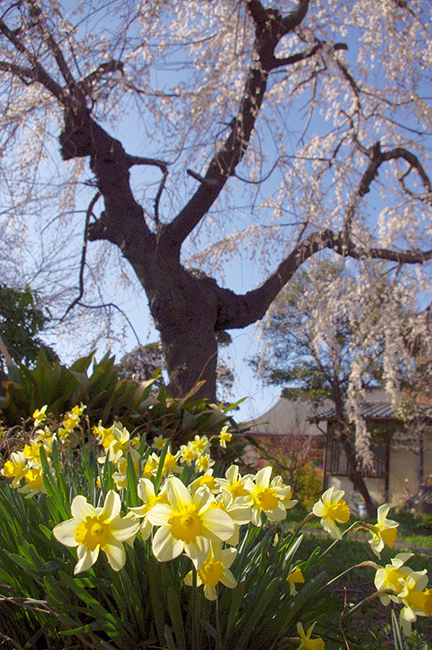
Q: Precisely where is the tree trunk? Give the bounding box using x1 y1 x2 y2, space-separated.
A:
131 254 221 402
333 395 377 518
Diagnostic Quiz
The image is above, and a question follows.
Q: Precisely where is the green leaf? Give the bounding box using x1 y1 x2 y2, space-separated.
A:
167 586 186 650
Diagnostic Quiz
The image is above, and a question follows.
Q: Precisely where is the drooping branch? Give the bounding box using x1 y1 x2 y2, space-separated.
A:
165 0 311 249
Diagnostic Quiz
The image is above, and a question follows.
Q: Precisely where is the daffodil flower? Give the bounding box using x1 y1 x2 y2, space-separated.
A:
152 435 168 450
243 466 297 526
312 487 350 540
296 622 325 649
147 477 235 569
374 552 414 605
32 405 48 427
18 466 47 498
215 464 252 500
287 566 305 595
1 451 28 487
184 542 237 600
53 490 140 574
366 504 399 557
397 570 432 636
128 478 169 540
219 426 232 448
189 435 209 456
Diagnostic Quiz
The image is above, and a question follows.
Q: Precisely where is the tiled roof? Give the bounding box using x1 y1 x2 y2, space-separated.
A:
310 402 432 422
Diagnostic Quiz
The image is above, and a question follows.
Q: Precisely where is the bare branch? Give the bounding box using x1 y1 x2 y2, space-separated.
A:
125 154 169 173
26 0 77 91
62 191 101 319
215 228 432 331
165 0 311 248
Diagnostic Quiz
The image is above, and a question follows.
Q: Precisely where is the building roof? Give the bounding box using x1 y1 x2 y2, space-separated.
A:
310 402 432 422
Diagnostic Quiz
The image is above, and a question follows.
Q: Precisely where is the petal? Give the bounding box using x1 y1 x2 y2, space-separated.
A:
220 568 237 589
53 519 79 547
185 537 209 569
321 516 342 540
75 544 99 574
71 495 96 521
265 503 287 522
99 490 121 522
203 584 217 601
152 526 184 562
167 477 191 509
103 539 126 571
377 503 391 524
109 516 140 542
221 547 237 570
255 466 272 488
201 509 235 541
147 503 172 526
137 478 156 503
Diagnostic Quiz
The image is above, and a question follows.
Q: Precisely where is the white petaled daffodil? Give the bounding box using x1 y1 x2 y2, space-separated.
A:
243 466 297 526
53 490 140 574
397 570 432 636
374 552 414 606
128 478 169 540
208 490 252 545
366 504 399 557
312 487 350 540
1 451 28 487
215 464 253 500
184 542 237 600
147 476 235 569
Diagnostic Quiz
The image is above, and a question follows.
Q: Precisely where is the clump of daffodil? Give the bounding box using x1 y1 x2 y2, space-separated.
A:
365 504 399 557
312 487 350 540
243 466 297 526
58 403 86 439
53 490 139 574
147 476 235 569
296 622 325 649
184 542 237 600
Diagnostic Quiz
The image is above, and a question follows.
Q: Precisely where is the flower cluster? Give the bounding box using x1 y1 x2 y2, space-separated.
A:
1 406 432 641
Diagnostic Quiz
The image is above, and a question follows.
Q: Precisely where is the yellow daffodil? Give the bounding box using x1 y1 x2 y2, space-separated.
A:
297 622 325 649
184 542 237 600
32 405 48 426
53 490 139 574
23 440 43 467
190 470 217 494
243 466 297 526
287 566 305 595
152 435 168 450
312 487 350 540
398 571 432 636
179 444 196 466
374 553 414 605
128 478 169 540
1 451 28 487
215 464 253 500
189 435 210 456
366 504 399 557
194 454 214 473
219 426 232 448
93 423 115 449
18 466 46 498
147 477 235 569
